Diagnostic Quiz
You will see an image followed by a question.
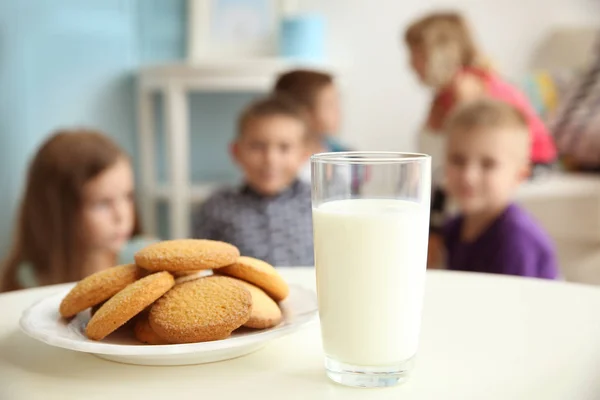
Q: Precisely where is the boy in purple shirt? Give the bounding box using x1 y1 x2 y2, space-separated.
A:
442 99 558 279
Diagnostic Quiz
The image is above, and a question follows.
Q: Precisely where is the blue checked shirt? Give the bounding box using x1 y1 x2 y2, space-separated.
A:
192 180 314 266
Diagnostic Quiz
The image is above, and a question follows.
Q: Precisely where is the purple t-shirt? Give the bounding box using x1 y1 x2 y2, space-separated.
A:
444 204 558 279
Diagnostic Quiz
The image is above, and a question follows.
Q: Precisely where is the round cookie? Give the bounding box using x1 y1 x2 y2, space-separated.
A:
86 271 175 341
174 270 211 285
90 301 105 317
232 279 282 329
134 315 170 345
216 256 289 301
59 264 141 318
172 270 203 278
91 300 138 331
135 239 240 272
149 276 251 343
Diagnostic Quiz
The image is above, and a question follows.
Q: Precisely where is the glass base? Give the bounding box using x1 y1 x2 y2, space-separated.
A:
324 356 414 388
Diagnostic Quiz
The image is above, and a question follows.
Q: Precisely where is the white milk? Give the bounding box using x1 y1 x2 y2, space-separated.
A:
313 199 429 366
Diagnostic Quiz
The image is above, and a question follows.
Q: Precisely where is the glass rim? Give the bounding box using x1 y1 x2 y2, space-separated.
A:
310 151 430 164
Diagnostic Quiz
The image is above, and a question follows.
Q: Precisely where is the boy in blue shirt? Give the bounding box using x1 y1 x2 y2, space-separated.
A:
193 95 313 266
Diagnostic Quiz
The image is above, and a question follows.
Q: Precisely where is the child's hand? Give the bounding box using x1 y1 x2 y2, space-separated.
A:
427 233 445 269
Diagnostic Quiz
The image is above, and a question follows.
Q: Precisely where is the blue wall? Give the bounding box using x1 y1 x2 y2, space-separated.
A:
0 0 258 256
0 0 139 257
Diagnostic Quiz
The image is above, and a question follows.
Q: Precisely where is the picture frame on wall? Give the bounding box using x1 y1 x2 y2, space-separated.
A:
187 0 281 61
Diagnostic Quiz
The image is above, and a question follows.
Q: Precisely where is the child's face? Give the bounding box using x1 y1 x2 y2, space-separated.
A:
311 83 341 137
409 45 428 83
81 158 135 254
445 128 529 215
233 115 306 196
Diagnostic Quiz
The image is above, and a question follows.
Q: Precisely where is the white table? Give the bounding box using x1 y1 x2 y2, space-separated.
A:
2 268 600 400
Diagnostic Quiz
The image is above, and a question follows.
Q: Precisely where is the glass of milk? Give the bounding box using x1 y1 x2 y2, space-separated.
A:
311 152 431 388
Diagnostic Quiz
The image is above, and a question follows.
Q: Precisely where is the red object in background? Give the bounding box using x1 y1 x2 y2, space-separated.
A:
436 68 557 165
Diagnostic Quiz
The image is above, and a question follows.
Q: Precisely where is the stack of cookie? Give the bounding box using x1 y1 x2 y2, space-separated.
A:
58 239 289 345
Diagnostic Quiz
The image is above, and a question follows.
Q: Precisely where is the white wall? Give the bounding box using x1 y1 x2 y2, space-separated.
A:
299 0 600 152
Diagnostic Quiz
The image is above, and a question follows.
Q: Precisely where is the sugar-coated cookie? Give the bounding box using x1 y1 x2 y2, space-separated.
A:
86 271 174 341
90 301 105 317
216 256 289 301
134 314 170 345
149 276 251 343
135 239 240 272
173 270 211 285
232 279 282 329
59 264 142 318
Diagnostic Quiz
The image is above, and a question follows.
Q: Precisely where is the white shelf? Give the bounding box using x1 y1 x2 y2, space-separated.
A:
138 58 343 92
137 58 341 238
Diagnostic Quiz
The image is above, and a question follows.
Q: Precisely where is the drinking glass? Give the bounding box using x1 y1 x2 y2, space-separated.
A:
311 152 431 388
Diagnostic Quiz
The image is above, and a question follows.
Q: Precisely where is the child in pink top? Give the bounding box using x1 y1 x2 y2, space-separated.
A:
403 12 556 267
434 67 556 164
405 12 556 166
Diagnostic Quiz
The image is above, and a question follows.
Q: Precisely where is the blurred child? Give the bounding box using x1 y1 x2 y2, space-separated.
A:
193 95 313 266
404 11 557 266
404 12 556 168
443 99 558 279
1 130 153 292
273 69 348 182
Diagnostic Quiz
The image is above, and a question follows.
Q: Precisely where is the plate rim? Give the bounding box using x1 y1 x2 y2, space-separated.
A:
19 284 317 356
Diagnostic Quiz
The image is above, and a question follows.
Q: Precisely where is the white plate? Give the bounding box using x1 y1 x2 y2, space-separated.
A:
20 284 317 366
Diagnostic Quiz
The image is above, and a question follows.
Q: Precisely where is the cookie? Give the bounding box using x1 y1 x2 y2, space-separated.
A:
86 271 175 341
174 270 211 285
232 279 282 329
216 256 289 301
149 276 251 343
91 300 139 332
59 264 142 318
134 314 170 345
135 239 240 272
172 270 203 278
90 301 105 317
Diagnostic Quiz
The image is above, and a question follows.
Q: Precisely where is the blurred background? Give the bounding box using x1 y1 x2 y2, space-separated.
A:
1 0 599 281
